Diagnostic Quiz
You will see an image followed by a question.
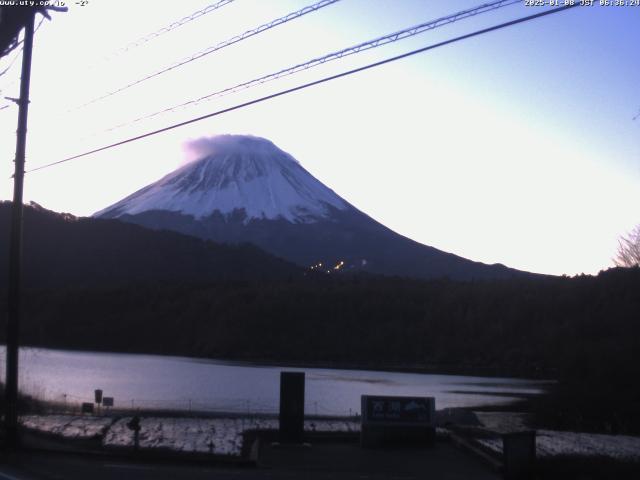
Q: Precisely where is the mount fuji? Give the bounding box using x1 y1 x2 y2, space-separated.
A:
96 135 525 280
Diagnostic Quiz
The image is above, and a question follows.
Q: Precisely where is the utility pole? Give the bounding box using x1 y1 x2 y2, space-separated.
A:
5 10 36 450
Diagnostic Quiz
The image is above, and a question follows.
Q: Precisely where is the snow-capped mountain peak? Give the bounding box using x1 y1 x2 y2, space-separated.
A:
95 134 528 281
95 135 348 223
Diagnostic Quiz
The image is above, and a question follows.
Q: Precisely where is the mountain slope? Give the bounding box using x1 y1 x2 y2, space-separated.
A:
0 201 300 289
96 135 348 223
96 135 530 280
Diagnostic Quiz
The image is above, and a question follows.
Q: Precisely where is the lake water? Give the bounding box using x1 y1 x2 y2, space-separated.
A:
2 347 546 416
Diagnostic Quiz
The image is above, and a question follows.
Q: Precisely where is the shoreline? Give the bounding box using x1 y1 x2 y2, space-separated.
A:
2 343 555 382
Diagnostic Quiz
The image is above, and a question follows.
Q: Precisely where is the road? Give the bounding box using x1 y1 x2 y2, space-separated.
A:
0 442 500 480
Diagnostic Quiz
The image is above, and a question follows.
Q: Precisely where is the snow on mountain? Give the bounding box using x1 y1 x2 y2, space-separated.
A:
96 134 530 280
95 135 348 223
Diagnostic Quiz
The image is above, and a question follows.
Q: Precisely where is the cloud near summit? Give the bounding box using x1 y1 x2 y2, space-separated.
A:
181 134 289 165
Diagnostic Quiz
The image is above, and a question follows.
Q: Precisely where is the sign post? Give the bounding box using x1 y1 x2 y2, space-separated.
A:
360 395 435 447
94 389 103 414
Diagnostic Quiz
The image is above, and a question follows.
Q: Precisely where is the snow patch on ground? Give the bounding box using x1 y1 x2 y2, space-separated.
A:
21 413 640 462
473 412 640 461
476 430 640 461
104 417 246 456
473 411 532 433
21 415 360 457
305 419 360 433
20 415 115 439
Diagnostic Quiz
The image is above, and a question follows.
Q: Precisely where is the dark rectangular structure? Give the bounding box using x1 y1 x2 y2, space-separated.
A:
361 395 435 447
279 371 305 443
503 430 536 480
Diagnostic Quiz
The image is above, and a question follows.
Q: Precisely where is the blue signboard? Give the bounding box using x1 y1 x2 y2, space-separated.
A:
362 395 434 425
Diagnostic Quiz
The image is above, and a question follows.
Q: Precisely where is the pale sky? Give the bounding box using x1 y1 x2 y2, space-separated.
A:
0 0 638 276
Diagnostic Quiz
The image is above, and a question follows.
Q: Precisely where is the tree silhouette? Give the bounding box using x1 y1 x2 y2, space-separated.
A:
614 225 640 267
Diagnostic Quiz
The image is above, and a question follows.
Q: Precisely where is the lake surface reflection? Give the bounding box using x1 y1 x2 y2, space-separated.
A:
2 347 546 415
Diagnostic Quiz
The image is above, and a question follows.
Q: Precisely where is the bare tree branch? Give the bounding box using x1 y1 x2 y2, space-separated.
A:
614 225 640 267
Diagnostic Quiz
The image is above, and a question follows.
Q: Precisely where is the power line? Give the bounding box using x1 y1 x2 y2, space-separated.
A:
100 0 236 60
0 38 22 60
0 46 23 79
0 17 45 108
0 17 44 83
26 4 580 175
75 0 341 110
107 0 520 133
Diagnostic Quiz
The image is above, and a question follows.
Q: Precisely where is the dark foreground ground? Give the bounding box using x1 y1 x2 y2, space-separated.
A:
0 441 498 480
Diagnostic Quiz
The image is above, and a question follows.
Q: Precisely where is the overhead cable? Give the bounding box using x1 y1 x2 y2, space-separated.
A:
117 0 235 53
106 0 521 132
75 0 341 109
25 4 580 175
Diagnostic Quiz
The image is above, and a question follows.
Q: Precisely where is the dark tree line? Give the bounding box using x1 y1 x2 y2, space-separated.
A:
0 201 301 289
1 266 639 433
